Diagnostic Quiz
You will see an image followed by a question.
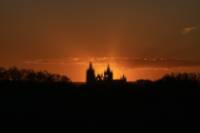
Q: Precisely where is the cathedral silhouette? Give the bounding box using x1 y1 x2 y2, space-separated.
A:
86 62 127 84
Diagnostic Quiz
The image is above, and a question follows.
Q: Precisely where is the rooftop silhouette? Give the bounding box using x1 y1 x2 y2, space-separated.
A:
86 62 127 84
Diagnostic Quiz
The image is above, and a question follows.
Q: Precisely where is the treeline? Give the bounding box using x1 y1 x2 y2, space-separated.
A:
0 67 70 83
160 73 200 82
157 73 200 89
134 72 200 85
0 67 200 122
0 66 200 87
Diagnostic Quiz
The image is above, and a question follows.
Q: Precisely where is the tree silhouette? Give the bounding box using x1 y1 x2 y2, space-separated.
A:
0 67 70 83
0 66 200 124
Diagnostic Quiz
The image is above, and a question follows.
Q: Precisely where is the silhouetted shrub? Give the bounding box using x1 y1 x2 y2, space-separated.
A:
0 66 70 84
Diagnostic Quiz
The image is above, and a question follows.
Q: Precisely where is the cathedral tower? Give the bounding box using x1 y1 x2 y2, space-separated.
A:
86 62 96 84
103 64 113 81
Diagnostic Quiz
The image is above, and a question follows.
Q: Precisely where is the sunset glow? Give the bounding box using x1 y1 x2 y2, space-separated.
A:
18 56 200 82
0 0 200 82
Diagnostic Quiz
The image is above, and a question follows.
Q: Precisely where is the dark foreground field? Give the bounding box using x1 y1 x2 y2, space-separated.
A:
1 80 200 131
0 70 200 131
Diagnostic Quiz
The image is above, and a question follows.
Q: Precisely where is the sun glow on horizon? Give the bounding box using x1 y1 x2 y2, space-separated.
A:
18 56 200 82
93 63 125 80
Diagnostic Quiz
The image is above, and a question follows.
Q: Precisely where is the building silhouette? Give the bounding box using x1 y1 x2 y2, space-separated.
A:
103 65 113 82
86 62 96 84
86 62 127 84
121 74 127 82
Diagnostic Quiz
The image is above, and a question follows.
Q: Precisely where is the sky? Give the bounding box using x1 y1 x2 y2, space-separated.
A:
0 0 200 81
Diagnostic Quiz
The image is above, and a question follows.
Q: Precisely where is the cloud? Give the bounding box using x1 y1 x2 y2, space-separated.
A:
23 57 200 69
23 57 85 65
182 26 198 35
88 57 200 69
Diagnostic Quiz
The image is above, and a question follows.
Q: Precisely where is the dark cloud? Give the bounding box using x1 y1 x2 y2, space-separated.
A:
182 26 198 35
23 57 200 69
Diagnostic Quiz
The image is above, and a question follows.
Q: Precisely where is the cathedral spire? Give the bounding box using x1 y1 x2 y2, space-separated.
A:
104 64 113 81
107 64 110 71
89 62 93 69
86 62 96 84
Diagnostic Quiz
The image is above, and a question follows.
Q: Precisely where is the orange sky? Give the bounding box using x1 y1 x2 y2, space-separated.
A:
0 0 200 81
17 57 200 82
